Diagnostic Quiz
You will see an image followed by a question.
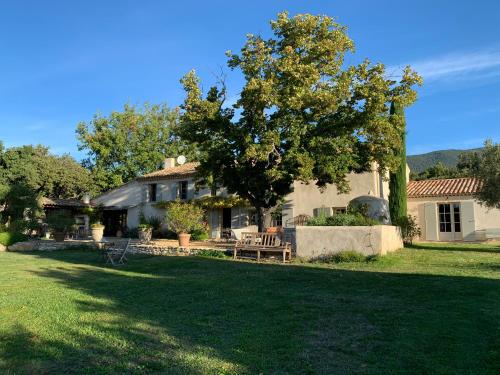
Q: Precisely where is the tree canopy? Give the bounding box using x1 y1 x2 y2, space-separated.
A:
177 12 422 229
472 140 500 209
0 143 95 228
76 103 197 192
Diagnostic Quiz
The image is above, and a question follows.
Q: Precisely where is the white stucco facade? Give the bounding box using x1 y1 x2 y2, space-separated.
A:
408 196 500 242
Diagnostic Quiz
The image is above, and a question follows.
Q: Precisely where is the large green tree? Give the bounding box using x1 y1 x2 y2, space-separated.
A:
473 140 500 209
76 103 197 192
388 102 407 223
0 144 95 227
178 12 422 230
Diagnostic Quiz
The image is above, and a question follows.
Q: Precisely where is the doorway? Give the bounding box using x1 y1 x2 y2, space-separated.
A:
102 210 127 237
438 203 462 241
222 208 232 229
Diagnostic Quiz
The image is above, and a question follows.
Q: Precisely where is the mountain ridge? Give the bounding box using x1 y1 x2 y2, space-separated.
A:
407 148 482 174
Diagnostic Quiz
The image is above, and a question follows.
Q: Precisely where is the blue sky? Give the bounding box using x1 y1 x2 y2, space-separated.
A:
1 1 499 158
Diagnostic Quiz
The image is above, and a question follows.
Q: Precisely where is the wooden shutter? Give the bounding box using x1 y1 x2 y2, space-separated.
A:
424 203 438 241
461 200 476 241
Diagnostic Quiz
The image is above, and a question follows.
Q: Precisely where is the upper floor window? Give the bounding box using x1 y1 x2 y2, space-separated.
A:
148 184 157 202
178 181 188 200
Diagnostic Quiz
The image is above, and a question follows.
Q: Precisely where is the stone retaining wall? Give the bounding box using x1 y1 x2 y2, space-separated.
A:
6 239 226 257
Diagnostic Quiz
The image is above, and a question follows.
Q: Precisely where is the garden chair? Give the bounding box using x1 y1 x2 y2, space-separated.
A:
103 238 131 266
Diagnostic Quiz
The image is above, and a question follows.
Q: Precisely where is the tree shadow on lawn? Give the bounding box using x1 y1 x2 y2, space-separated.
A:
409 242 500 254
2 250 500 374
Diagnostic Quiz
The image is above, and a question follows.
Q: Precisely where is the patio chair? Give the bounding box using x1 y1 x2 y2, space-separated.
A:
103 238 131 266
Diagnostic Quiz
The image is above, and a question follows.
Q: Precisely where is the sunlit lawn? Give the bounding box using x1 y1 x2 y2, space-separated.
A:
1 242 499 374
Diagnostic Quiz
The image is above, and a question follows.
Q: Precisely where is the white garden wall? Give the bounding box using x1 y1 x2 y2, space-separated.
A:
295 225 403 259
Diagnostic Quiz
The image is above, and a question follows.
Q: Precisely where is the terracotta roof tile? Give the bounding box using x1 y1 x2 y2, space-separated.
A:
407 177 482 198
137 162 199 181
41 197 90 208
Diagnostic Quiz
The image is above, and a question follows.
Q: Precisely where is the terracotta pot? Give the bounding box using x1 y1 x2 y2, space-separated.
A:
91 226 104 242
266 226 279 233
53 231 66 242
178 233 191 248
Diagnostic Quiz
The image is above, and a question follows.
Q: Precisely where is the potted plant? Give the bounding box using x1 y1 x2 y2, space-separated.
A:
138 223 153 243
91 223 105 242
165 201 205 247
46 210 74 242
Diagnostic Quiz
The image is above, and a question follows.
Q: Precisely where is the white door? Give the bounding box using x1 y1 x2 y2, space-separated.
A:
438 203 462 241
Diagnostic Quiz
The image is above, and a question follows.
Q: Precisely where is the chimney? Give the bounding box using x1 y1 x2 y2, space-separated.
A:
163 158 176 169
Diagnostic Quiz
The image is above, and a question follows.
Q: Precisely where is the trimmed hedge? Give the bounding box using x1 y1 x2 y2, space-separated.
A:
0 232 28 247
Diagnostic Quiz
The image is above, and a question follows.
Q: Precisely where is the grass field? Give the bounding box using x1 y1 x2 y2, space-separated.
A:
1 242 499 374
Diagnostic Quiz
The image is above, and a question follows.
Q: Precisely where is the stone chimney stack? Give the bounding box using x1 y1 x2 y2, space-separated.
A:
163 157 176 169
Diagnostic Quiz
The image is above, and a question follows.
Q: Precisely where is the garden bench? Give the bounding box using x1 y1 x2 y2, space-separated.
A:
233 232 291 263
103 238 131 266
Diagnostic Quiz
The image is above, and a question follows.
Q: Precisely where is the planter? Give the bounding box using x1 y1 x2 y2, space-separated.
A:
138 227 152 243
53 231 66 242
178 233 191 247
91 226 105 242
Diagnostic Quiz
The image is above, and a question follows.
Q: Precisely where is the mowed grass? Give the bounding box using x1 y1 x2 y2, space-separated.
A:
0 243 499 374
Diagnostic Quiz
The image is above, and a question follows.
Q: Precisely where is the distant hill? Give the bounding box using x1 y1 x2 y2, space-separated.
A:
407 148 482 174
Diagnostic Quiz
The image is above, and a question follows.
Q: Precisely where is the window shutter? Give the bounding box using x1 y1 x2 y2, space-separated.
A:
424 203 438 241
461 201 476 241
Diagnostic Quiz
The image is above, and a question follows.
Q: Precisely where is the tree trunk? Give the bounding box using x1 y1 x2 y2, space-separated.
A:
254 206 273 233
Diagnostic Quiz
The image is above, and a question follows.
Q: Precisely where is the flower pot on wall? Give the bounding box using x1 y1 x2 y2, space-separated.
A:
178 233 191 248
53 231 66 242
91 226 105 242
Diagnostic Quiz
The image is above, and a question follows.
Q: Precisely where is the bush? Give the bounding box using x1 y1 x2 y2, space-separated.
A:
313 250 376 263
394 215 421 245
125 227 139 239
306 212 378 226
190 228 209 241
165 200 205 234
196 249 226 258
0 232 28 246
46 210 74 232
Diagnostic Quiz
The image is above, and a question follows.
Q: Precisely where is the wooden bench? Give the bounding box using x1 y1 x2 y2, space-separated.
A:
233 232 292 263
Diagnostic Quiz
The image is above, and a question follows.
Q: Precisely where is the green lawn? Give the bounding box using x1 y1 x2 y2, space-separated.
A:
1 243 499 374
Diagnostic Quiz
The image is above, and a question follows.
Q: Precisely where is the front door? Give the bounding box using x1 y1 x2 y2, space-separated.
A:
438 203 462 241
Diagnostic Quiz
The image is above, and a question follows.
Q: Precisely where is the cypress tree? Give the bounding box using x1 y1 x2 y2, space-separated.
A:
388 102 408 223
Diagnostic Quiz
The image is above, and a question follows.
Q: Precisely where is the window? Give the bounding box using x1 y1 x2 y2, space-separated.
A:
438 203 461 233
272 212 283 227
453 203 461 232
178 181 188 200
333 207 347 215
313 207 332 217
148 184 157 202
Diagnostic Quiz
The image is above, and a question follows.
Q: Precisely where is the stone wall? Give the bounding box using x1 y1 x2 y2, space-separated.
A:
6 239 226 257
294 225 403 259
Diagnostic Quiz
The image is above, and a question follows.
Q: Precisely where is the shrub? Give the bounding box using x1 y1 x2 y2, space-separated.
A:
165 200 205 234
138 223 152 230
196 249 226 258
0 232 28 246
125 227 139 239
190 228 209 241
313 250 376 263
306 212 378 226
46 210 74 233
394 215 421 245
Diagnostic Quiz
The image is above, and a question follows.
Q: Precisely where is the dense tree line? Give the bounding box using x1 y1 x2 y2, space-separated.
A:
0 143 95 230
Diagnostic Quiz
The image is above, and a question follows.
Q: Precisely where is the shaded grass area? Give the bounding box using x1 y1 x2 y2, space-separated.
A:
0 242 499 374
